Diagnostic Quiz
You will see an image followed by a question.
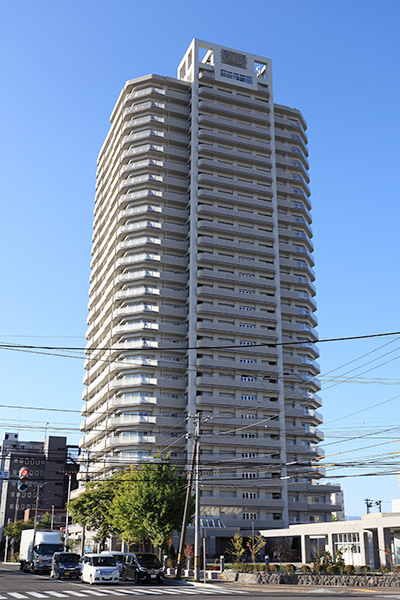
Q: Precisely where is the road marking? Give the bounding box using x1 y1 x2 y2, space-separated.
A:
60 593 87 598
8 595 29 599
26 594 48 599
45 594 69 598
78 592 107 597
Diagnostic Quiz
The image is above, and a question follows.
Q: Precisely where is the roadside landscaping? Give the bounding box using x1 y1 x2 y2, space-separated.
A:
222 564 400 587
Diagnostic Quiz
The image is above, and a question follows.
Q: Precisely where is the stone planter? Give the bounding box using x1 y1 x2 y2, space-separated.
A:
221 571 400 588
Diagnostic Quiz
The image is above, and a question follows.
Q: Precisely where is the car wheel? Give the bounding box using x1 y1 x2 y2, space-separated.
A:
133 571 139 584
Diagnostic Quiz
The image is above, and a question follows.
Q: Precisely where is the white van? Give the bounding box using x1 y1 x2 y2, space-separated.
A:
80 553 119 585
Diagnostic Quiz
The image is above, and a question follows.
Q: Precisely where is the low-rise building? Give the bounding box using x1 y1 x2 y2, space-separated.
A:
260 512 400 568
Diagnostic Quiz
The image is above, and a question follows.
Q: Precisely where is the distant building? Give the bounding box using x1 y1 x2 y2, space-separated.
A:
0 432 78 547
331 489 345 520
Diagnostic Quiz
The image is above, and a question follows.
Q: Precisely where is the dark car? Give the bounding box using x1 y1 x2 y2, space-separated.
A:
123 552 164 584
51 552 80 579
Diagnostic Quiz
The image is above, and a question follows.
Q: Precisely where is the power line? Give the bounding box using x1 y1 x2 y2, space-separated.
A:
1 329 400 354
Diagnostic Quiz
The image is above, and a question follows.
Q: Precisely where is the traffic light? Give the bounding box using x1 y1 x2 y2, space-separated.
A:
18 467 29 491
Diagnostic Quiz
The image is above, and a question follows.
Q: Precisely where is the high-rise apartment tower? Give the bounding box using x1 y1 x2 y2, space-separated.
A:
80 40 343 540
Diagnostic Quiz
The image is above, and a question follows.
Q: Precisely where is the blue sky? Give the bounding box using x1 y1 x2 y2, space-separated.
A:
0 0 399 517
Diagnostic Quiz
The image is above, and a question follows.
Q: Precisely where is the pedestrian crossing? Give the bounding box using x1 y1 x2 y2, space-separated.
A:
0 586 248 599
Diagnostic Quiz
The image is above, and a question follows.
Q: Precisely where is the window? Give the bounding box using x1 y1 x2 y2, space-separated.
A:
241 376 255 381
240 289 254 294
240 359 255 364
241 395 255 401
242 472 257 479
221 69 253 84
240 341 255 346
240 323 254 328
242 432 256 438
243 512 257 519
240 306 254 311
243 492 257 499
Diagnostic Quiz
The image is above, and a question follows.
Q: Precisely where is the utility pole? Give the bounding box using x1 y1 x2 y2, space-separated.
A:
176 434 197 579
64 475 72 551
364 498 373 514
194 415 201 582
32 483 41 553
14 492 20 523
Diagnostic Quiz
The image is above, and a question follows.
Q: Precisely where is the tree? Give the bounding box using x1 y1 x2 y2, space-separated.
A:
4 520 34 555
226 531 245 563
39 513 52 530
335 548 345 574
272 539 296 562
67 478 116 549
110 456 193 553
246 534 265 566
183 544 194 569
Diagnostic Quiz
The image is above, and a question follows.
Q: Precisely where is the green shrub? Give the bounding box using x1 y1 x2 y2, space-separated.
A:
322 550 334 571
285 564 296 574
326 564 337 575
312 546 323 566
392 565 400 574
344 565 355 575
300 565 311 574
270 563 281 573
335 549 345 574
313 564 323 575
357 565 369 574
10 553 19 563
379 565 389 575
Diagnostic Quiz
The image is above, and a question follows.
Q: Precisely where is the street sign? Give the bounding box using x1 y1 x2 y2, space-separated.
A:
0 471 10 479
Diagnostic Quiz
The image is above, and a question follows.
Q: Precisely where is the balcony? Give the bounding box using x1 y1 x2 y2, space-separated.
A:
106 434 156 448
107 415 156 428
198 129 271 153
113 322 159 334
198 114 270 139
198 100 271 125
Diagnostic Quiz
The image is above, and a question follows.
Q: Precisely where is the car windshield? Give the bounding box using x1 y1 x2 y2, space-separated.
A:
35 544 63 555
58 553 79 564
92 556 116 567
135 553 162 567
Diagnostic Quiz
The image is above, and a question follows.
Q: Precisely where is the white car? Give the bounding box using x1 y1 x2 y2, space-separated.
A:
80 553 119 585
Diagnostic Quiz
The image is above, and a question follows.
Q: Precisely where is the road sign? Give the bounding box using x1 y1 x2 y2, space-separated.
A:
0 471 9 479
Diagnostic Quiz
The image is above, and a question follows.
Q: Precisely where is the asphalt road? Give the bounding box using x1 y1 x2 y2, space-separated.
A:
2 564 400 599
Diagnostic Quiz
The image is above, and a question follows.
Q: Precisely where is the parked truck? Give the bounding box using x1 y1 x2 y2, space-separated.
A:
19 529 64 573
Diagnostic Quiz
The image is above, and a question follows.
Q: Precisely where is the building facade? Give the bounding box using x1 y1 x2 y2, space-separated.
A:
0 433 78 545
80 39 343 536
261 512 400 568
